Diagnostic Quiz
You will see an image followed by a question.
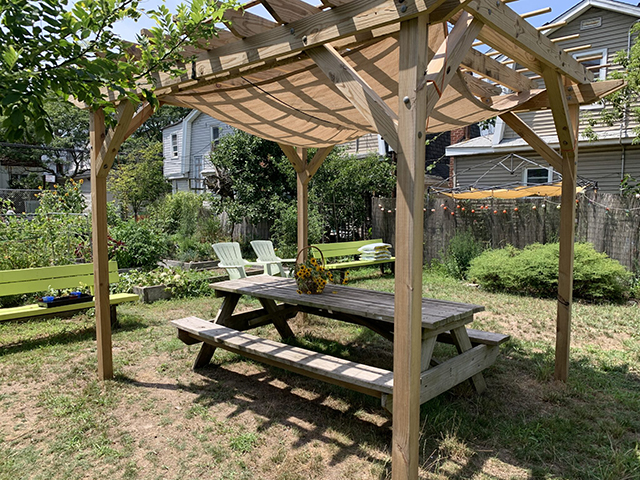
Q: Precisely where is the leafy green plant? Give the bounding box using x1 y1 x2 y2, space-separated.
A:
114 267 215 298
110 219 168 269
443 230 484 279
467 243 632 303
271 201 323 258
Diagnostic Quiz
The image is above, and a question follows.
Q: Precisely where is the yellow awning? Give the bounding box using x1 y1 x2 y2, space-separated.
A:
438 183 585 200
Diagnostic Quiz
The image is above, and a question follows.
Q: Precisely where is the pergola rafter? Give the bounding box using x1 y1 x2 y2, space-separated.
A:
84 1 624 478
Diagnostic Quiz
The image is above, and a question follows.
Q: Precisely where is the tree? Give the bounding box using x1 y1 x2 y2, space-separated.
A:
108 142 171 218
0 0 238 143
205 130 296 223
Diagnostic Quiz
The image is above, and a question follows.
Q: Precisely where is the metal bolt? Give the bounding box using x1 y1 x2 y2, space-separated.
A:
398 0 405 2
403 96 410 105
496 0 500 5
103 164 108 169
401 5 407 12
302 36 307 44
417 131 422 139
290 28 295 34
488 8 491 14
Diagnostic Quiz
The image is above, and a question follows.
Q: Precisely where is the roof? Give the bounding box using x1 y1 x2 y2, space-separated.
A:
543 0 640 35
446 129 635 157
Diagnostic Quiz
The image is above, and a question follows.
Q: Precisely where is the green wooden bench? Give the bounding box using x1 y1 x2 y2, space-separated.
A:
311 239 395 277
0 261 138 324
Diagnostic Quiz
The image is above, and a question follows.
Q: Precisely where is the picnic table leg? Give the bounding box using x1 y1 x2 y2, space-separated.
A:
259 298 295 340
193 294 240 369
449 326 487 393
420 336 437 372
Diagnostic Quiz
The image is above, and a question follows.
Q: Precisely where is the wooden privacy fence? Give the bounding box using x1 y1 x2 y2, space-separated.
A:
373 191 640 273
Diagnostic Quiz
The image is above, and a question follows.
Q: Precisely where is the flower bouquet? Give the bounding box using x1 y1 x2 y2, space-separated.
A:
293 246 340 294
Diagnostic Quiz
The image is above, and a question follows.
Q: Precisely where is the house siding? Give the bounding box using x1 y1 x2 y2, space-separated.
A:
163 123 183 178
454 145 640 194
503 7 639 140
341 133 380 157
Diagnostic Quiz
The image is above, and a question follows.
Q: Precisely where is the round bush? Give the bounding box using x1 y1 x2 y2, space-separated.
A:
467 242 632 303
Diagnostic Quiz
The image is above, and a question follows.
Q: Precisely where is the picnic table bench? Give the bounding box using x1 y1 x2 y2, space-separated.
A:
0 261 138 324
311 239 394 276
173 276 509 411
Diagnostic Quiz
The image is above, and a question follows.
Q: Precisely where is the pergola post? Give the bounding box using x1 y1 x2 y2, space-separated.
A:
392 14 429 480
90 109 113 380
279 145 333 262
89 101 136 380
543 71 580 382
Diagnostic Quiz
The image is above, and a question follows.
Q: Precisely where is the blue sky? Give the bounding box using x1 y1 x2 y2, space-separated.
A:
112 0 640 42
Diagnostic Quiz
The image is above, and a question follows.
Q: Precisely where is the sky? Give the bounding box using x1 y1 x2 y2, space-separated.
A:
112 0 640 42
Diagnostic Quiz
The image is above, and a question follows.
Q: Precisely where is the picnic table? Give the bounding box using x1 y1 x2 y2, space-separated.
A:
173 276 508 410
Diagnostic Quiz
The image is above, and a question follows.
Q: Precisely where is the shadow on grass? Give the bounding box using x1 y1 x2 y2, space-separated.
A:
0 314 147 357
159 334 640 479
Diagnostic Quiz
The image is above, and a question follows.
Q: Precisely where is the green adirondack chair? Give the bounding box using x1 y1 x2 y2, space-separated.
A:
250 240 295 277
212 242 262 280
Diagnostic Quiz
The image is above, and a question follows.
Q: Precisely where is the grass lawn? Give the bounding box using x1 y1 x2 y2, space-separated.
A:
0 267 638 479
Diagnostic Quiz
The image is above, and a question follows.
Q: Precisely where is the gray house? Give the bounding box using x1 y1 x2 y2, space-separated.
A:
162 110 234 192
446 0 640 194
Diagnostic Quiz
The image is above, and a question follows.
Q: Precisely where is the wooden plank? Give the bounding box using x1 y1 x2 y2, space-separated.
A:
96 100 136 177
393 14 430 480
223 8 278 38
420 12 485 115
420 336 437 372
297 150 308 262
463 0 593 83
223 304 299 331
511 79 625 111
308 44 399 151
193 293 241 369
461 48 536 92
210 276 484 328
419 344 498 403
124 102 156 140
258 298 295 339
449 326 486 393
542 70 579 382
149 0 463 90
437 328 510 346
499 112 563 172
463 74 502 100
90 108 113 381
172 317 395 395
305 146 333 180
262 0 319 24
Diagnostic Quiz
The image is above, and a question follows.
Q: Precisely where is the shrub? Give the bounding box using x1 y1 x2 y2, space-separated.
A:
110 219 168 269
467 242 632 303
443 230 484 279
271 201 323 258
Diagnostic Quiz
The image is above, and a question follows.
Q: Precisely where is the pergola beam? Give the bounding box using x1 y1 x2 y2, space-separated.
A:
261 0 320 24
149 0 468 91
96 100 136 177
308 44 399 152
462 48 537 92
420 12 485 114
499 112 563 172
463 0 593 84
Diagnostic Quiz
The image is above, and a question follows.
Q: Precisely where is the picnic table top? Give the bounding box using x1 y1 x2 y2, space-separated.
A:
211 276 484 330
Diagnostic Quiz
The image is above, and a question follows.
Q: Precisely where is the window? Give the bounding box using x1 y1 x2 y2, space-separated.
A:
524 167 552 185
211 126 220 147
574 48 607 81
192 155 204 190
171 134 178 157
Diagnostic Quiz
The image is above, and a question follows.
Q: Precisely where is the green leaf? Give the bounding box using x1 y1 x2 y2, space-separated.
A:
2 46 21 69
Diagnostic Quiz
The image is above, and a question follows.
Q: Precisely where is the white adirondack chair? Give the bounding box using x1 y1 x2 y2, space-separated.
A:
250 240 295 277
212 242 262 280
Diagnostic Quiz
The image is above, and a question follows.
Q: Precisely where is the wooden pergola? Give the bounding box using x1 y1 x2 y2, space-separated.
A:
85 1 624 478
